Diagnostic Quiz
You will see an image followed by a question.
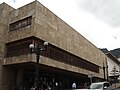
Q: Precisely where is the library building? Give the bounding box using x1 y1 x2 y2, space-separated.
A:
0 1 106 90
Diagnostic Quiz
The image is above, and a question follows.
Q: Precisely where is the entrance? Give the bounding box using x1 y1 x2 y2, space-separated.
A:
22 70 90 89
23 70 71 89
6 63 94 90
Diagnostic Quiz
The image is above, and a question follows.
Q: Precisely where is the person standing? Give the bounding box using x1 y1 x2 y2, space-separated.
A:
72 82 76 89
30 85 35 90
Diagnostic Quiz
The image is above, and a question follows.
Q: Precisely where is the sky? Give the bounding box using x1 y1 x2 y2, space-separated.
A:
1 0 120 50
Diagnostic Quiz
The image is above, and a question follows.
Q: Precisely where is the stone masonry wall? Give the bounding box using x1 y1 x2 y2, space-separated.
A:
4 1 106 79
34 1 106 78
0 3 15 90
5 1 105 67
5 1 36 43
34 2 105 67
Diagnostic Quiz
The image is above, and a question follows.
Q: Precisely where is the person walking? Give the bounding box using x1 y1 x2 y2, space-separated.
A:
30 85 35 90
72 82 76 89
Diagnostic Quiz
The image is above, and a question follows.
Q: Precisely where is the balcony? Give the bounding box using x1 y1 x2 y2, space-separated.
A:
4 36 41 65
4 37 99 73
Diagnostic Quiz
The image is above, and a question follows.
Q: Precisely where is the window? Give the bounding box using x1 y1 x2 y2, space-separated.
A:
6 37 99 73
43 44 99 73
6 40 32 57
9 16 32 31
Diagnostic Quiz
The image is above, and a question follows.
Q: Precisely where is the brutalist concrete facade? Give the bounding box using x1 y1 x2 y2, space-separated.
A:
0 1 106 90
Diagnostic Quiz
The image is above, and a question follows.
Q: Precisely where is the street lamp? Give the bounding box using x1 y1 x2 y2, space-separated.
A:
29 41 48 90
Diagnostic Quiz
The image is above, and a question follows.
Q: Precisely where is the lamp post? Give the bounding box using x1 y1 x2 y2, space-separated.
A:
29 41 48 90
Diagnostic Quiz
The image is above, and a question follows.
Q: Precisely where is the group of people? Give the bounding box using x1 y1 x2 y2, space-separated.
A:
30 86 35 90
29 82 89 90
29 82 60 90
72 82 89 89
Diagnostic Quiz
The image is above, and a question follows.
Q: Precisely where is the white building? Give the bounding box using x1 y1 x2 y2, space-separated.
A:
100 48 120 83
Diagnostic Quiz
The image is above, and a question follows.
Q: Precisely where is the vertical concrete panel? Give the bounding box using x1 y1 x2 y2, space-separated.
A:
0 67 15 90
0 3 15 90
16 69 23 89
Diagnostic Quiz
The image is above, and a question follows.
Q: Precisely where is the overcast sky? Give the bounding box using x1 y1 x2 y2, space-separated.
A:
1 0 120 50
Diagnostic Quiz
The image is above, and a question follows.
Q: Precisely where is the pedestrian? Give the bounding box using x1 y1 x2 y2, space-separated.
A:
72 81 76 89
55 82 59 90
30 85 35 90
84 82 88 89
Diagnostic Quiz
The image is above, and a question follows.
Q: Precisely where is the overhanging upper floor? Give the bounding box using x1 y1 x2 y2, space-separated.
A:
4 36 102 78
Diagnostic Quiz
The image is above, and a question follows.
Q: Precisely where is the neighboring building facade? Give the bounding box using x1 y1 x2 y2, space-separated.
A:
0 1 107 90
106 53 120 81
101 48 120 84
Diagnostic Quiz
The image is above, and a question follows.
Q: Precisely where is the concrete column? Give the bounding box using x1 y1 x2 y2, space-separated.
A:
16 69 24 90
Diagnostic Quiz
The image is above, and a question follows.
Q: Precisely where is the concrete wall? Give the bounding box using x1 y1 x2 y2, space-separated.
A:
34 1 105 66
4 1 106 66
3 1 106 80
34 1 106 78
5 1 36 43
0 3 15 90
5 1 105 66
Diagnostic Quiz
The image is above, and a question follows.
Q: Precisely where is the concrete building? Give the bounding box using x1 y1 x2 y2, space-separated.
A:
0 1 107 90
101 48 120 86
107 53 120 79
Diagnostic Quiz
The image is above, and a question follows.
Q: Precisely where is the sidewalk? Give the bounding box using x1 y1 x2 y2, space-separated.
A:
112 83 120 89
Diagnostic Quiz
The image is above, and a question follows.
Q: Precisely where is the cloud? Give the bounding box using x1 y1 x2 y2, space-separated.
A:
39 0 120 50
77 0 120 27
1 0 120 50
1 0 34 8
